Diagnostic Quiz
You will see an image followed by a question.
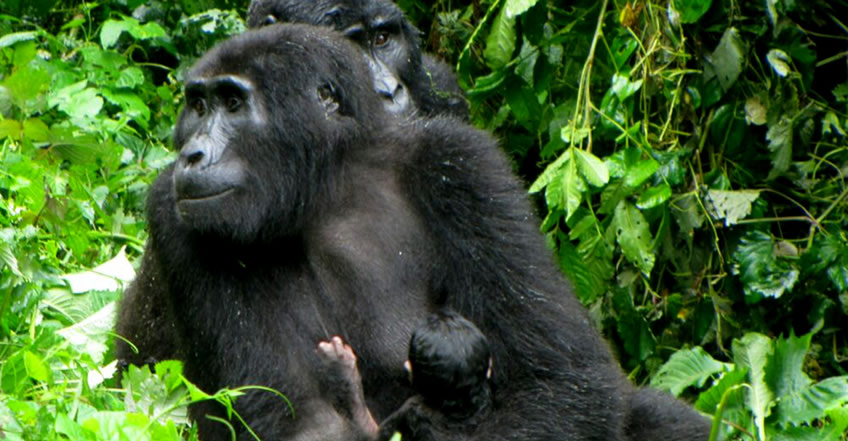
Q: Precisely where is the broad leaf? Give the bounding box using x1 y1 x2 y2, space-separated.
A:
574 148 609 187
695 367 748 414
732 230 800 301
732 333 775 438
706 189 760 226
651 347 731 397
766 116 793 179
776 376 848 426
766 332 813 400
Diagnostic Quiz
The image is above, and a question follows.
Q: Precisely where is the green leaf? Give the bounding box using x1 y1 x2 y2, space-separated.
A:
776 376 848 426
766 116 793 180
623 157 659 188
613 201 655 274
0 118 22 140
732 333 775 438
695 367 748 414
651 347 732 397
706 27 744 92
504 0 539 18
610 73 643 101
23 351 50 383
767 49 793 77
22 118 49 142
574 148 609 187
561 157 584 221
62 248 136 293
100 19 129 49
767 332 813 401
732 231 800 301
484 6 517 70
0 31 38 49
706 189 760 226
672 0 712 23
56 303 118 364
612 288 656 361
636 184 671 209
529 148 571 193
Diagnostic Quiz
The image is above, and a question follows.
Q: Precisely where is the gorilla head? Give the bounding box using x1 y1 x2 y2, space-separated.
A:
247 0 467 118
170 24 381 243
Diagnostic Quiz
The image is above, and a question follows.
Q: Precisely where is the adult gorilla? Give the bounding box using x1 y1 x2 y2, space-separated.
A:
246 0 468 118
114 0 468 369
116 24 708 441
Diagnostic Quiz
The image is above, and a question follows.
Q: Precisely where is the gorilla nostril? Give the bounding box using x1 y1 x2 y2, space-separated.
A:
185 150 205 166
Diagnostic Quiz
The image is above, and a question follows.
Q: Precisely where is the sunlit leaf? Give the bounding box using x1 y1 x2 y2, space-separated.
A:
706 189 760 226
732 333 775 435
636 184 671 209
62 248 136 293
574 148 609 187
733 231 799 301
484 6 516 70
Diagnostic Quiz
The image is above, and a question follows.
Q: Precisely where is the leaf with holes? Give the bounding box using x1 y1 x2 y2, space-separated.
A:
613 201 655 275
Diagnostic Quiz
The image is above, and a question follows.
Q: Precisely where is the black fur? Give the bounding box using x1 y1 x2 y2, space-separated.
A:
374 311 493 440
247 0 468 119
115 24 709 441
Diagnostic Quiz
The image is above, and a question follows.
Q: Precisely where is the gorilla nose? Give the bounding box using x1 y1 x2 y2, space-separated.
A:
182 149 205 167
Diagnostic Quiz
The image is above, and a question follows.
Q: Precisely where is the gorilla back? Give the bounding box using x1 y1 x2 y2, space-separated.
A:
132 24 707 441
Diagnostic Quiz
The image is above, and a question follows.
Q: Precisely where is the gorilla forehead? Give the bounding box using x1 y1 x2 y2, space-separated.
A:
247 0 407 30
187 23 368 85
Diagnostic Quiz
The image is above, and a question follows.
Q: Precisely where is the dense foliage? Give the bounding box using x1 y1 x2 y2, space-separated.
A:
0 0 847 440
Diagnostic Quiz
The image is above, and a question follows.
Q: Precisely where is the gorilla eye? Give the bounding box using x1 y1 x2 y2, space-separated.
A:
226 96 242 113
262 14 277 26
374 31 390 47
191 98 207 116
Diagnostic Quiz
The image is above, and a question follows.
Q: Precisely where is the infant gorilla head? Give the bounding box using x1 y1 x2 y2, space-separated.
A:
318 311 493 440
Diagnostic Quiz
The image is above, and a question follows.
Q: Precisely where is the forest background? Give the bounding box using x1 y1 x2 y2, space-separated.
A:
1 0 847 440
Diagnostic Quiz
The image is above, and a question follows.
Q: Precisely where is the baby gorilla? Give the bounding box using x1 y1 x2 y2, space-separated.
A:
318 312 493 441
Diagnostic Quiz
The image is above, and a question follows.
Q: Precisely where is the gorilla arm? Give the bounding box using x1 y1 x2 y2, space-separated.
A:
400 117 633 441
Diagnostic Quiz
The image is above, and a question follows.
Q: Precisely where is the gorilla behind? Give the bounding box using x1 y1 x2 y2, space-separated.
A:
117 23 709 441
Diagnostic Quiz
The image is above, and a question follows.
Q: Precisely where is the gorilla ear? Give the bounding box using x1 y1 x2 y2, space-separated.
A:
317 83 341 114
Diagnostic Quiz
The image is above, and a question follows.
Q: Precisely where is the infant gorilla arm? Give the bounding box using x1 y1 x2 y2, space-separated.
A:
317 312 492 441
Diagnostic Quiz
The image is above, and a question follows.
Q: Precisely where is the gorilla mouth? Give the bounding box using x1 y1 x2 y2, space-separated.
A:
177 188 235 203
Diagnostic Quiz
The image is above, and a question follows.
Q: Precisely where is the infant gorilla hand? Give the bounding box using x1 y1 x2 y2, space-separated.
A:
317 336 379 438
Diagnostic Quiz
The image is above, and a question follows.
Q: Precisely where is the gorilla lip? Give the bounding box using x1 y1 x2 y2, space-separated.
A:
177 187 235 202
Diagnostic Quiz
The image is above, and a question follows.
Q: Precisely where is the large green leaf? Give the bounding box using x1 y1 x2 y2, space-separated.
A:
733 333 775 439
776 376 848 426
695 367 748 414
484 6 516 71
732 230 800 301
767 332 813 400
651 347 732 397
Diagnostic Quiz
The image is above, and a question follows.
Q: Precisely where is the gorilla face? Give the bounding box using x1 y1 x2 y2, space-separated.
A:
248 0 422 115
171 24 378 242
